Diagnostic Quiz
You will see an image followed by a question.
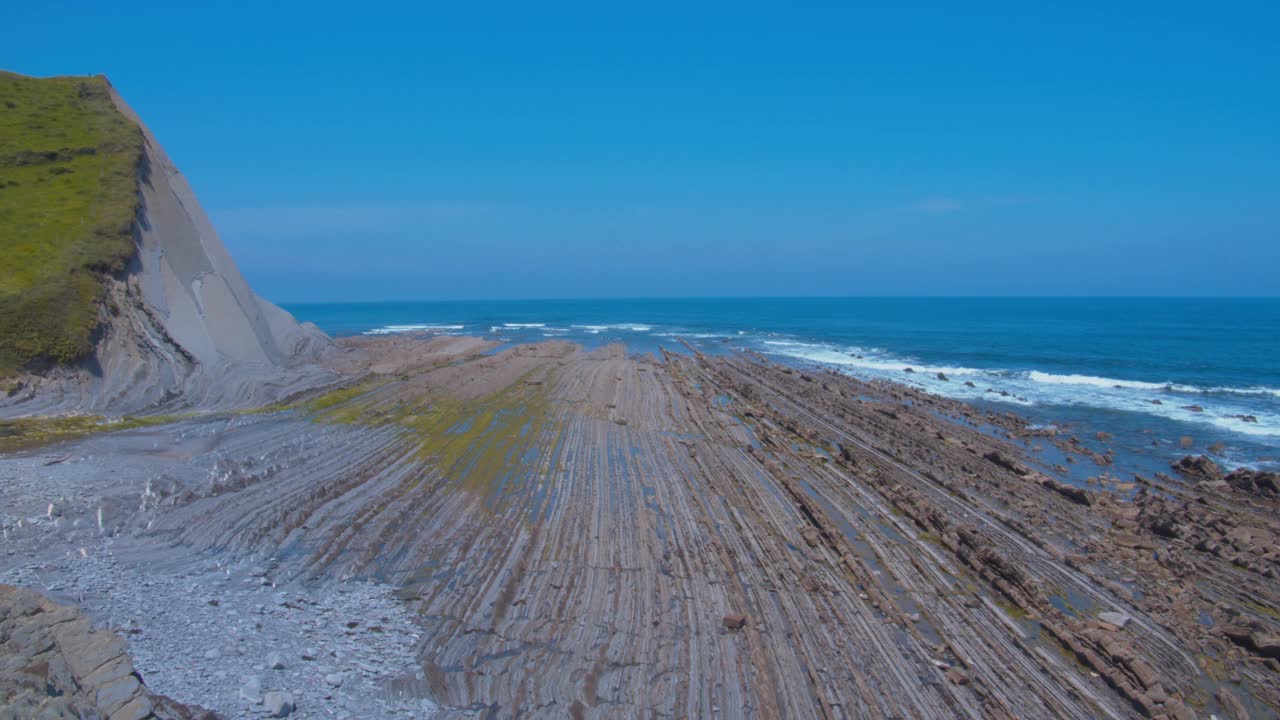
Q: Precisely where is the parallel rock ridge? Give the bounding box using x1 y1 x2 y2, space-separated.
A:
6 337 1275 718
1 73 336 416
0 584 220 720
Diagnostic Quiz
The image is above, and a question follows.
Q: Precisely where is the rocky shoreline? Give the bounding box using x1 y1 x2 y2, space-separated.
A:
1 335 1277 719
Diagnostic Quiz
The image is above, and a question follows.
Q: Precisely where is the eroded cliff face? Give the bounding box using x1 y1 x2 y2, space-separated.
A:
2 82 337 415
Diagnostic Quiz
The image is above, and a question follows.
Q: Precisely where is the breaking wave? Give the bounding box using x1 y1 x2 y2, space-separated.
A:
570 324 652 333
363 324 464 335
758 339 1280 437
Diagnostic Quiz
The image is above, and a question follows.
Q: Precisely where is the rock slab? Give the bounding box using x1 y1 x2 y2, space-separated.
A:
0 584 221 720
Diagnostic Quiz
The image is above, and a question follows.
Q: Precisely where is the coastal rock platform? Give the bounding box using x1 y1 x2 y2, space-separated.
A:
2 335 1278 719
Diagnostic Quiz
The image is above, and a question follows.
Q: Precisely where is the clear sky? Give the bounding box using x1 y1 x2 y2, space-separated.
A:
7 2 1279 300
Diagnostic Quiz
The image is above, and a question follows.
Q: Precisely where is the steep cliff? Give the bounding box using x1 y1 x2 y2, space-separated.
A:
1 74 336 414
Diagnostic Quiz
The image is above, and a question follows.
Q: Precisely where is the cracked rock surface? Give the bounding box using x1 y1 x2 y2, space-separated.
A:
0 583 219 720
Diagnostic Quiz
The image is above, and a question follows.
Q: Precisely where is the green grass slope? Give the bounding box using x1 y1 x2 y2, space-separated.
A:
0 71 143 376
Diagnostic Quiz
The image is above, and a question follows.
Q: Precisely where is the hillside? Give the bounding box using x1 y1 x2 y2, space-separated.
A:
0 71 335 414
0 72 142 375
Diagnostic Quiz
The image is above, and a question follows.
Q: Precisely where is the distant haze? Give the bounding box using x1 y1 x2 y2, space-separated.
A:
8 3 1279 301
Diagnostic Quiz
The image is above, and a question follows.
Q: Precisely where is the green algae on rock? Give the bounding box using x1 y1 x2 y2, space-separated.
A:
0 413 186 454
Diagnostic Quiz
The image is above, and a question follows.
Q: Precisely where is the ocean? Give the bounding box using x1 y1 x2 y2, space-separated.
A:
285 297 1280 472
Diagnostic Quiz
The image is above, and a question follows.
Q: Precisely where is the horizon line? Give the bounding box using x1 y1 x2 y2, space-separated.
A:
278 294 1280 306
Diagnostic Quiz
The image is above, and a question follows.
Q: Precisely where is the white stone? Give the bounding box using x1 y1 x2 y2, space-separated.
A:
264 690 295 717
324 672 344 687
1098 611 1131 628
265 650 286 669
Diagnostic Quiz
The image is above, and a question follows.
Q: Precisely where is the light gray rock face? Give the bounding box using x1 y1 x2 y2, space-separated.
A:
0 82 339 417
1098 611 1132 629
265 651 286 670
0 584 219 720
263 691 294 717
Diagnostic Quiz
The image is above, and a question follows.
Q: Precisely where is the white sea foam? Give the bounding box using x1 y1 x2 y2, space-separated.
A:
757 339 1280 437
363 324 464 335
570 324 652 332
503 323 546 328
1198 385 1280 398
654 332 738 339
1019 372 1280 399
762 340 980 377
1027 371 1171 391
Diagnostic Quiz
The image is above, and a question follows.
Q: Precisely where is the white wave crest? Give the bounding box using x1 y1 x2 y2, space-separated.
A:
570 324 652 332
363 324 464 335
762 340 980 377
1027 372 1171 391
758 340 1279 436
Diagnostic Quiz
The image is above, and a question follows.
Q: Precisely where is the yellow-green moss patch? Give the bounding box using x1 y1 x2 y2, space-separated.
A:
0 413 186 454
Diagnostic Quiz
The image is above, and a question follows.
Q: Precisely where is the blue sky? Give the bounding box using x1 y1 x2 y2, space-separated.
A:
7 2 1279 300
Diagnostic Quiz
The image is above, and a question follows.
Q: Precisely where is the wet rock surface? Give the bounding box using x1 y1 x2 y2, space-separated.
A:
1225 466 1280 499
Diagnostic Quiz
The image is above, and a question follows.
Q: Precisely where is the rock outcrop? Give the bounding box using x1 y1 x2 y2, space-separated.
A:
1 79 337 416
0 584 220 720
1226 466 1280 499
1171 454 1223 484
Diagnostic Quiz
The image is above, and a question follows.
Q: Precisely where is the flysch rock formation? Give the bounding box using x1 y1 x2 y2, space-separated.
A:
4 77 1278 720
3 335 1277 719
1 80 337 416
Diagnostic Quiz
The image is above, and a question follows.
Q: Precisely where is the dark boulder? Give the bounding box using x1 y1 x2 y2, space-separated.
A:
1225 467 1280 499
1171 455 1223 484
983 450 1031 477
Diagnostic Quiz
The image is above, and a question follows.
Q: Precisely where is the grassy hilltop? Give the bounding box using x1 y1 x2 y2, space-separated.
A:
0 71 143 376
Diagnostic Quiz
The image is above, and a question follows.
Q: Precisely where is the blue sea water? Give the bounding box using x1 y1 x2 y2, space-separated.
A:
285 298 1280 471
